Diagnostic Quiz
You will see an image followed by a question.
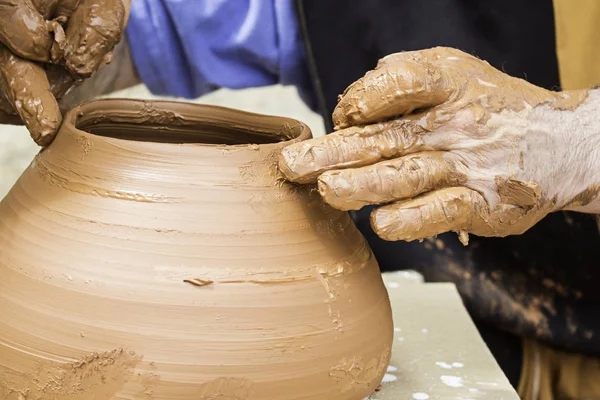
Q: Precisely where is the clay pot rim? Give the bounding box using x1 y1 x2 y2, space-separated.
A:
62 98 313 148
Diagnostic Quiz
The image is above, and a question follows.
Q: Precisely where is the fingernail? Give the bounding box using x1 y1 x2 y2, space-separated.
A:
371 206 419 242
332 107 350 130
371 207 399 240
317 171 354 211
278 142 320 184
317 172 336 196
279 144 310 182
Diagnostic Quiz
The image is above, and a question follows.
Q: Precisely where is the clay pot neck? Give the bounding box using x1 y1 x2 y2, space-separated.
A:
40 100 312 191
62 99 312 146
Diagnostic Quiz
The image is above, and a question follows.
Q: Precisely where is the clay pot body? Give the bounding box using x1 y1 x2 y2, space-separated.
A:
0 100 393 400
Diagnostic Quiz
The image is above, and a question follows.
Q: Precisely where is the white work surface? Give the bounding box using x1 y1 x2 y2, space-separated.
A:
373 272 520 400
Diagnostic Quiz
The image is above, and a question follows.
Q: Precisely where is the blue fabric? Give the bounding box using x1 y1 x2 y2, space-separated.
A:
126 0 313 104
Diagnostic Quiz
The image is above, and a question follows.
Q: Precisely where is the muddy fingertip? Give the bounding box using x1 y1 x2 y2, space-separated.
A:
278 143 318 184
317 170 359 212
332 106 351 130
278 146 298 180
26 114 61 147
370 206 401 242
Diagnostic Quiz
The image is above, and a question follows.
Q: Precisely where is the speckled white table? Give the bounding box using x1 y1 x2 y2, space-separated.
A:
374 273 520 400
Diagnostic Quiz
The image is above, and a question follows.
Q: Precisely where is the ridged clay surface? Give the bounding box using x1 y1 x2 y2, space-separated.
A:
0 99 393 400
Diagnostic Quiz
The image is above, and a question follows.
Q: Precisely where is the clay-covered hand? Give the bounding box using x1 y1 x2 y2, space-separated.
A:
279 47 600 244
0 0 131 146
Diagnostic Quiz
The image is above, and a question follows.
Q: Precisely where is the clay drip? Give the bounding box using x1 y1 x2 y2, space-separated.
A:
0 99 393 400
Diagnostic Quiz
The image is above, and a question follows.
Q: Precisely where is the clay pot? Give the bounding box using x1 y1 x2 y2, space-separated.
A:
0 100 393 399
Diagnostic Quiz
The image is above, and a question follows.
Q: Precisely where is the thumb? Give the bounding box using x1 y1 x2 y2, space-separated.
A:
0 45 61 146
0 0 54 62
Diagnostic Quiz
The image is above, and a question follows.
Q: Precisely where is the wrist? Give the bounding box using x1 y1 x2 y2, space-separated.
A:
539 88 600 213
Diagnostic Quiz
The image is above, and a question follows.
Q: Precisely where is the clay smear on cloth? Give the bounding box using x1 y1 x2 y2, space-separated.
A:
0 349 140 400
0 99 393 399
0 0 128 145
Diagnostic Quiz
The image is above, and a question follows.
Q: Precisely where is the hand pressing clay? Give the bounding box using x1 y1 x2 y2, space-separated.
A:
0 100 393 400
0 0 131 145
279 47 600 244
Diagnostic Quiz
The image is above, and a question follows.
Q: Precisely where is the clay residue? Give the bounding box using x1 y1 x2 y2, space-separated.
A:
197 377 254 399
33 156 176 203
420 248 594 343
562 185 600 210
329 347 391 394
184 278 214 287
496 178 541 207
0 349 140 400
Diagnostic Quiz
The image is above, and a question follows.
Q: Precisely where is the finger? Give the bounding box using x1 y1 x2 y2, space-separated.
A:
279 114 443 184
62 0 126 77
0 0 53 61
333 52 451 129
317 152 463 211
370 187 487 242
0 45 62 146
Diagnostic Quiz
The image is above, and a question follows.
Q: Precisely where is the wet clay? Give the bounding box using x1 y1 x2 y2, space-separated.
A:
0 0 128 145
0 44 62 146
0 100 393 400
279 47 598 244
0 0 58 62
0 0 126 71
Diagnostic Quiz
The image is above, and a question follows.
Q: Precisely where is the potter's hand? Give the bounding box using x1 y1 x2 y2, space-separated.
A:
0 0 131 146
279 47 600 244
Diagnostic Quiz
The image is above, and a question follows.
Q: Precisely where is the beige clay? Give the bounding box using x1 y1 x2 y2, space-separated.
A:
0 99 393 399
